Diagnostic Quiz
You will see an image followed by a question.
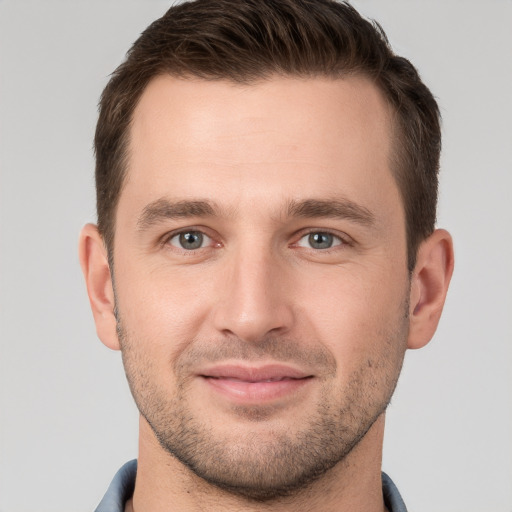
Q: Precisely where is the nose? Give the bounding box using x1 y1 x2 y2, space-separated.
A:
212 246 294 343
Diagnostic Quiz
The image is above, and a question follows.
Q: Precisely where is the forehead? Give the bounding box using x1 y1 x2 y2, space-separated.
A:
122 74 400 223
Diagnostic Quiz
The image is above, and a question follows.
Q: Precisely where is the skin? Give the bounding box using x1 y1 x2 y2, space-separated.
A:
80 75 454 512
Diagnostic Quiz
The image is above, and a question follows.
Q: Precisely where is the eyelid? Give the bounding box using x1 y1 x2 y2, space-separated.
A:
168 231 212 249
160 226 221 250
292 228 353 249
158 226 352 251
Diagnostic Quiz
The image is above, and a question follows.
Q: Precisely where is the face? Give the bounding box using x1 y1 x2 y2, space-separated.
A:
113 75 410 499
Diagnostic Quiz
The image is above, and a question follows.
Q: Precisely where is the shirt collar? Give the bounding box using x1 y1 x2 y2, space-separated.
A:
95 460 407 512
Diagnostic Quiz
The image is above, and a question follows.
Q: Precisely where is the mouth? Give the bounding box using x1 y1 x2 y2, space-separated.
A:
199 364 314 402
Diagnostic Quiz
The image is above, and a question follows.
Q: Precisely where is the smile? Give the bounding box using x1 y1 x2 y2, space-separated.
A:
199 364 314 402
214 376 297 383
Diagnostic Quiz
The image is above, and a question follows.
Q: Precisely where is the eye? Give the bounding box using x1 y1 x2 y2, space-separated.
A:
296 232 343 250
168 231 212 250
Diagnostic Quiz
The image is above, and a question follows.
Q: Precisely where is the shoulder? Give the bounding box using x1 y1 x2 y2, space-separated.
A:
94 460 137 512
382 472 408 512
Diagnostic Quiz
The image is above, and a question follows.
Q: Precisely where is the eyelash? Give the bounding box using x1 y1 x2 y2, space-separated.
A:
161 227 352 253
162 228 219 252
294 229 351 251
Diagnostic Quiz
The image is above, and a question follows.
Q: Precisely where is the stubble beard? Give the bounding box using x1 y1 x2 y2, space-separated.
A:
118 310 409 502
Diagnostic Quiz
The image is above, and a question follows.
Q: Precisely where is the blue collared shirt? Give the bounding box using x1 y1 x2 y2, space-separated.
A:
95 460 407 512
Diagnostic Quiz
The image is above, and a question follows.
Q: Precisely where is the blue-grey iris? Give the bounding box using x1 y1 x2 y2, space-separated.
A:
309 232 334 249
180 231 203 249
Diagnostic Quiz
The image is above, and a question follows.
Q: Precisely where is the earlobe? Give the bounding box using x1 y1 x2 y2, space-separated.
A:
78 223 120 351
407 229 454 350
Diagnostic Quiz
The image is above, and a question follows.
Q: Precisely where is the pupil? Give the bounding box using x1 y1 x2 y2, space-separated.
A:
180 232 202 249
309 232 332 249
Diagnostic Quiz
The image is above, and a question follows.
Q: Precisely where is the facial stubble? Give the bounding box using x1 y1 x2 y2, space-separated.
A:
117 303 409 502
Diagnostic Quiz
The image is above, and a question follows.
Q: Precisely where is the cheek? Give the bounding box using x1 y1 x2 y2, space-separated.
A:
113 259 216 349
295 264 409 363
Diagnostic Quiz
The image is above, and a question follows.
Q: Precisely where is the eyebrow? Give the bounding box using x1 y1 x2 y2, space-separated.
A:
286 198 375 226
137 199 217 230
136 196 375 231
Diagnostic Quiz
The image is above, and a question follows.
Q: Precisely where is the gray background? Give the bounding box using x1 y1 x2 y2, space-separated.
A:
1 1 511 511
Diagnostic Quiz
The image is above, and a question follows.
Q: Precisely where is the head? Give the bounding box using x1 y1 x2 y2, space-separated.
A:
81 0 453 503
95 0 441 272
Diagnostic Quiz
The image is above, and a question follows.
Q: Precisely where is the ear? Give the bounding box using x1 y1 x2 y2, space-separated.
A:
78 224 120 350
407 229 454 350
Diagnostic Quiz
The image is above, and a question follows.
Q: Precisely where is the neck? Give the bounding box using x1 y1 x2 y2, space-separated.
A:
127 415 388 512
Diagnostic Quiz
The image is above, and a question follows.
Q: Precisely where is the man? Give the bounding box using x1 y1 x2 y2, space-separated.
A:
79 0 454 510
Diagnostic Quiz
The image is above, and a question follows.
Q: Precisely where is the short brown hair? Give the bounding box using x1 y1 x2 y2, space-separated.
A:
95 0 441 271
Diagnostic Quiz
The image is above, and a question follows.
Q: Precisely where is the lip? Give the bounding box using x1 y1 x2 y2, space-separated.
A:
199 364 313 402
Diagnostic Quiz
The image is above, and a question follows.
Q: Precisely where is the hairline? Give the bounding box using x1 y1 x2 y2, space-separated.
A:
105 71 416 269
